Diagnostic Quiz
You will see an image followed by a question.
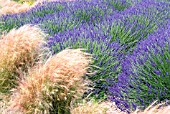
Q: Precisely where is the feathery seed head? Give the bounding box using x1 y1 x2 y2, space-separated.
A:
7 48 92 114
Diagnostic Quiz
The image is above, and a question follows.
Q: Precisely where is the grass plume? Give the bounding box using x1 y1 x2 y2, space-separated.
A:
6 49 92 114
71 101 170 114
0 0 30 15
0 0 76 15
71 100 125 114
133 101 170 114
0 24 47 94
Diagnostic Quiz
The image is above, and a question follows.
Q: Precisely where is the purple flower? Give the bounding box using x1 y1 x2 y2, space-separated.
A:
108 22 170 111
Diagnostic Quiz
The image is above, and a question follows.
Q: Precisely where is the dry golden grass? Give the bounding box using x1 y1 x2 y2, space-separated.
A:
71 100 126 114
34 0 76 3
0 0 76 15
0 93 9 113
71 101 108 114
71 100 170 114
6 49 92 114
133 101 170 114
0 24 47 93
0 0 30 15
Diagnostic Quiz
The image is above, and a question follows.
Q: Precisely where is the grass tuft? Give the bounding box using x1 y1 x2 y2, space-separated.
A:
6 49 92 114
0 0 30 15
71 100 125 114
133 101 170 114
0 24 48 94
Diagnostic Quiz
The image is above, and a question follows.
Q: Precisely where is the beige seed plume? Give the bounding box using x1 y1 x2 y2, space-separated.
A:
0 24 48 93
0 0 30 15
6 49 92 114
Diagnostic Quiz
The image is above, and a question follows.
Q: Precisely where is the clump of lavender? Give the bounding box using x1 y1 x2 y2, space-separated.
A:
108 24 170 113
128 29 170 108
106 0 131 11
0 0 113 36
110 15 157 52
109 0 170 53
48 24 124 100
72 6 105 24
6 49 92 114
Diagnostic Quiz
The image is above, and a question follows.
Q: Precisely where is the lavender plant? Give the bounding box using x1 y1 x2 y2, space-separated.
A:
0 2 70 35
48 24 124 99
0 0 114 35
109 0 170 52
72 6 105 24
110 15 157 52
108 24 170 113
107 0 131 11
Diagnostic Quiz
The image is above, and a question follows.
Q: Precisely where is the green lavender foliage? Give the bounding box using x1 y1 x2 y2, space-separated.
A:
110 15 157 52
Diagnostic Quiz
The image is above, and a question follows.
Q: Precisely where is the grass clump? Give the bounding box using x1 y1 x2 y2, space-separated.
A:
12 0 35 5
71 100 126 114
6 49 92 114
0 0 30 15
0 24 47 94
133 101 170 114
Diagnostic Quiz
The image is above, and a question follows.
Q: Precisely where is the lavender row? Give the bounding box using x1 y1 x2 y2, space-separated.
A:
108 21 170 113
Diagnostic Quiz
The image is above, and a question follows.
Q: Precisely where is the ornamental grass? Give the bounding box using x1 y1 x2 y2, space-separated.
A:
133 101 170 114
0 24 47 94
71 100 170 114
6 49 92 114
0 0 30 15
71 100 125 114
